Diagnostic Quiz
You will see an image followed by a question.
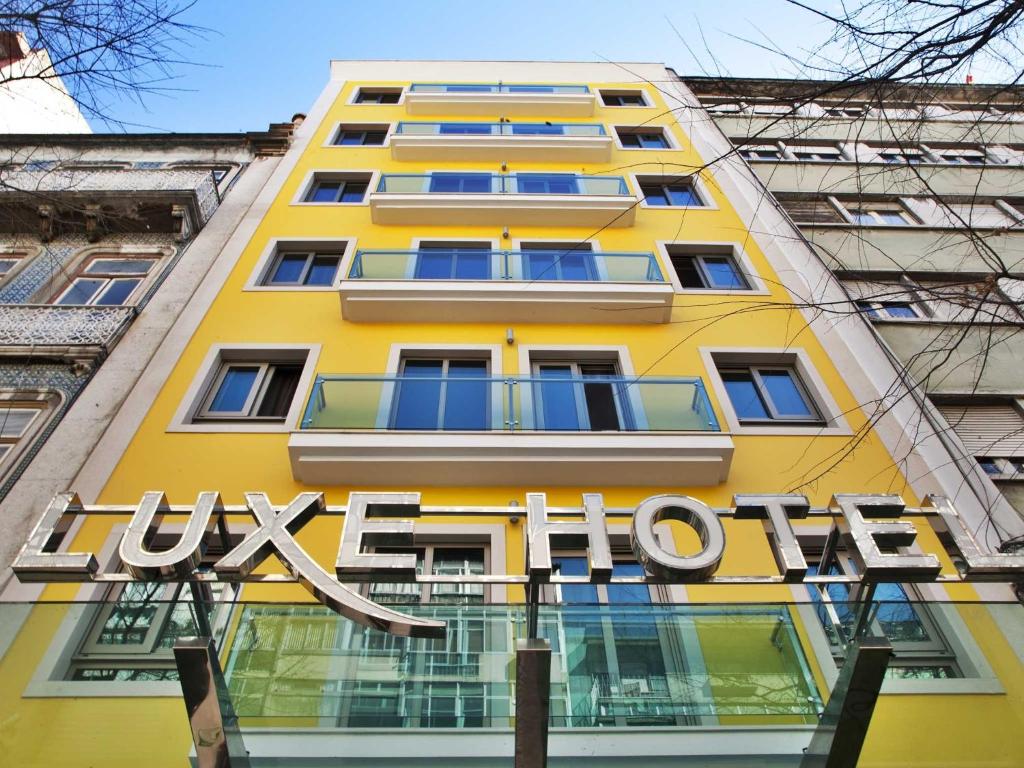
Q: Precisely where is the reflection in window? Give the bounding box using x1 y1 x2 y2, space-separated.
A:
391 359 490 430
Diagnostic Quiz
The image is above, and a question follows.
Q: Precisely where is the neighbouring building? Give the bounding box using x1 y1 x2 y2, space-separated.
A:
0 61 1021 768
683 76 1024 525
0 31 91 133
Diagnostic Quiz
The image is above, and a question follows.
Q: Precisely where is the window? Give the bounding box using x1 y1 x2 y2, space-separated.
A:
856 300 920 319
805 545 960 679
516 173 579 194
719 366 821 424
414 243 492 280
876 149 926 164
639 178 703 207
938 150 988 165
304 175 370 203
846 203 915 226
520 242 596 281
0 404 42 465
616 128 670 149
199 362 303 421
978 457 1003 475
391 357 491 430
333 125 388 146
530 360 632 431
739 146 783 161
367 545 486 605
438 123 492 135
428 172 492 193
601 90 647 107
263 249 344 287
935 403 1024 475
0 252 26 281
822 106 865 118
668 250 749 290
791 147 843 162
354 88 402 104
777 197 847 224
51 255 159 306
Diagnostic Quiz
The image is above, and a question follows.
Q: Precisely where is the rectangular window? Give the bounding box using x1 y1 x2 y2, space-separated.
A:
52 256 159 306
847 204 915 226
437 123 492 135
530 360 632 431
516 173 579 194
877 149 926 164
304 176 370 203
938 150 988 165
390 358 490 430
856 300 920 319
0 254 23 276
719 366 821 424
264 250 344 287
368 546 486 605
791 148 843 162
935 403 1024 471
354 88 401 104
520 242 595 281
199 362 303 421
414 243 492 280
333 125 388 145
601 91 647 107
428 173 492 193
739 146 783 161
639 180 703 207
616 128 670 148
669 251 749 289
0 405 42 464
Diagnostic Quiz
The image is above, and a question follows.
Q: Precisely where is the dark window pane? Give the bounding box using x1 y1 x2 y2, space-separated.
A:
443 361 488 430
210 367 259 412
703 256 745 289
619 133 641 147
554 557 599 603
582 381 620 430
271 254 308 284
306 256 340 286
95 278 141 305
340 181 368 202
671 255 706 288
760 370 814 418
640 184 669 205
537 366 581 430
453 250 490 279
339 132 364 145
255 365 302 418
722 371 770 420
364 131 387 145
666 185 700 206
307 182 340 202
393 361 443 429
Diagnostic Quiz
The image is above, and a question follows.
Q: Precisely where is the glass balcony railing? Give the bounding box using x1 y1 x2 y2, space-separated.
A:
394 122 606 137
300 374 719 432
408 83 590 94
375 173 630 196
348 249 664 282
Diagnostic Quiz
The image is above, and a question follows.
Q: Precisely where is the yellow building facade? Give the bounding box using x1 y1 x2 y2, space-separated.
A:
0 61 1022 767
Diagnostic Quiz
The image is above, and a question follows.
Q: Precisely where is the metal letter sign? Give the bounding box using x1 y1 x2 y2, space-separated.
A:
13 489 1024 638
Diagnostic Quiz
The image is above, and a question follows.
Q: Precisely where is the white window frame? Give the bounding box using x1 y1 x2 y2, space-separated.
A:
39 247 171 307
599 89 651 108
613 125 678 151
700 347 851 436
0 390 61 479
510 237 602 281
247 238 354 291
292 170 379 206
169 344 320 433
327 123 393 148
631 172 717 210
0 246 37 287
348 86 405 106
837 199 918 227
657 241 768 294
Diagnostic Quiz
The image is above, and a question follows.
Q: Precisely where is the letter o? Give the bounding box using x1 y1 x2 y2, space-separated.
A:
631 495 726 581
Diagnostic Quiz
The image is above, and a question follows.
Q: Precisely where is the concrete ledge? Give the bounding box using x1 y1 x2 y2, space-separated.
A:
338 280 675 323
369 193 639 227
404 92 596 117
288 431 734 486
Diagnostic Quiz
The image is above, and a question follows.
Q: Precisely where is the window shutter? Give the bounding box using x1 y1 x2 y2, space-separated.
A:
777 197 846 224
936 404 1024 456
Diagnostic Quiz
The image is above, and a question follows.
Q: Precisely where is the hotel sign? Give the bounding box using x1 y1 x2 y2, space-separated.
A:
13 490 1024 638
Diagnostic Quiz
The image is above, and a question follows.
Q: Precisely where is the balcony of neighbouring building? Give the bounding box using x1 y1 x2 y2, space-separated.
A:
339 248 674 323
0 167 220 242
369 173 638 227
389 122 613 162
0 303 135 362
288 373 732 485
404 82 596 117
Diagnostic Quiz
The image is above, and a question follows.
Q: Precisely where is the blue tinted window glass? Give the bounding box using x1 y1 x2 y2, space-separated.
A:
443 361 488 430
537 366 581 430
525 251 557 280
416 250 454 279
95 278 141 305
453 251 490 279
554 557 599 603
340 182 368 203
640 185 669 205
760 370 814 418
560 251 595 281
722 372 770 420
57 278 103 305
439 123 490 135
518 174 578 194
209 367 259 412
666 185 700 206
703 257 745 289
512 124 564 135
306 256 339 286
339 132 364 145
270 254 307 284
874 582 930 642
393 361 443 429
308 182 340 202
882 303 917 318
606 562 652 604
639 133 669 148
429 173 490 193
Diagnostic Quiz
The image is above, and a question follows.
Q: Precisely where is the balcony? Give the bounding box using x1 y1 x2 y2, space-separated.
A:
404 83 596 117
340 249 674 323
369 173 638 227
0 304 135 361
389 122 613 162
288 374 733 486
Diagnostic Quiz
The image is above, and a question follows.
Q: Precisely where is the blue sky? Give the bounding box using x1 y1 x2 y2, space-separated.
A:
94 0 995 133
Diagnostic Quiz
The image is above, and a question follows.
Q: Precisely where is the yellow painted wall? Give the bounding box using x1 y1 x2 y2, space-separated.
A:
3 77 1022 767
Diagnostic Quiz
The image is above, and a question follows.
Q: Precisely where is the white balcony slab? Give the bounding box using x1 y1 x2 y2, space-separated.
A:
404 91 596 117
288 431 734 487
338 280 674 323
369 193 638 227
390 134 613 162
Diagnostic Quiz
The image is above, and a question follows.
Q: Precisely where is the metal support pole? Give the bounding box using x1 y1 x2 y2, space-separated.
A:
515 638 551 768
800 636 892 768
526 580 540 639
173 637 250 768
